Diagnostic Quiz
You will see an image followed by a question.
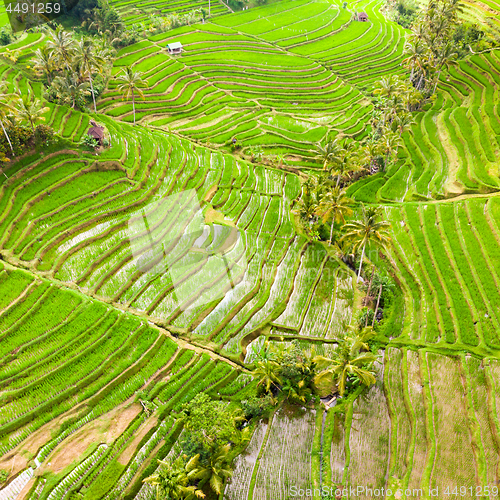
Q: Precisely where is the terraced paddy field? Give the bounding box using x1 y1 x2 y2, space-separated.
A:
0 103 355 498
348 49 500 202
225 347 500 500
2 0 500 497
98 0 410 164
113 0 230 27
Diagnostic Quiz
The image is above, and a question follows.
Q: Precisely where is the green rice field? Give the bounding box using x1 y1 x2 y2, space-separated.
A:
1 0 500 497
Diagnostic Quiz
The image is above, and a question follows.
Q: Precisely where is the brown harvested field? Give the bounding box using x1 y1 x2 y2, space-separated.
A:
225 420 269 500
42 402 141 474
252 405 316 500
0 406 82 477
117 415 158 466
426 352 476 491
384 347 412 481
346 360 390 498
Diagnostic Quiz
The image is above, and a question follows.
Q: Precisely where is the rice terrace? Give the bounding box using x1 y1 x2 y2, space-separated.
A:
0 0 499 495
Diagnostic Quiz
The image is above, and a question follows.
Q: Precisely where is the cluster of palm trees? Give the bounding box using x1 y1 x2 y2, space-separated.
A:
313 327 379 397
251 332 379 403
251 340 316 404
0 83 49 159
294 174 390 278
343 204 391 279
31 26 113 112
365 74 420 170
313 109 413 183
144 442 232 499
402 0 462 96
294 175 352 243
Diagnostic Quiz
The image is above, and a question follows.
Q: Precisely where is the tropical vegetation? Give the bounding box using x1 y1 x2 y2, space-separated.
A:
0 0 499 496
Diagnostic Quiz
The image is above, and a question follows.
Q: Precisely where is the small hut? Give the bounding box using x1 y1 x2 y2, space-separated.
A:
167 42 183 55
88 121 105 146
357 11 369 21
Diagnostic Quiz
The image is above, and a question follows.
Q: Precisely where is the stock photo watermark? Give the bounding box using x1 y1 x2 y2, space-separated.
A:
289 485 500 498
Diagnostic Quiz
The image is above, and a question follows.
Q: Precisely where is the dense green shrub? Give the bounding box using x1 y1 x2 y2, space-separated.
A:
81 135 99 149
34 124 55 148
0 27 15 46
0 124 33 157
241 395 274 420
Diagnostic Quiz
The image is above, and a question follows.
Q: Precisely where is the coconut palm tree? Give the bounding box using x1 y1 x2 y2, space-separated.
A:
341 204 391 279
143 455 204 500
46 26 75 72
314 138 342 170
294 184 320 224
402 39 427 83
313 328 378 396
15 91 49 133
432 42 457 94
334 237 355 268
50 74 90 109
281 378 309 403
73 39 106 113
256 343 278 362
316 188 353 244
381 131 400 169
117 67 147 125
32 46 57 84
328 140 356 187
251 359 281 393
394 112 415 137
196 443 232 496
373 75 404 101
361 137 383 172
0 84 18 156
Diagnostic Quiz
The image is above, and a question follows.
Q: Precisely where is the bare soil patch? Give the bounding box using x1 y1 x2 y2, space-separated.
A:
41 402 141 474
117 416 158 466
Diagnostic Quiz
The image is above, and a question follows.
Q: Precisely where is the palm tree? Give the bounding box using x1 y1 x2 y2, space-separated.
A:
143 455 204 500
341 204 391 279
313 328 378 396
314 138 342 170
46 26 75 72
361 137 382 172
432 42 457 94
385 93 406 125
50 74 90 109
116 67 147 125
327 140 356 187
394 113 415 137
251 359 281 393
0 84 18 156
256 343 278 362
15 91 49 133
381 131 400 169
32 46 57 84
316 188 353 244
334 237 355 267
294 186 320 224
73 39 106 113
196 443 232 496
402 39 427 83
373 75 404 100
